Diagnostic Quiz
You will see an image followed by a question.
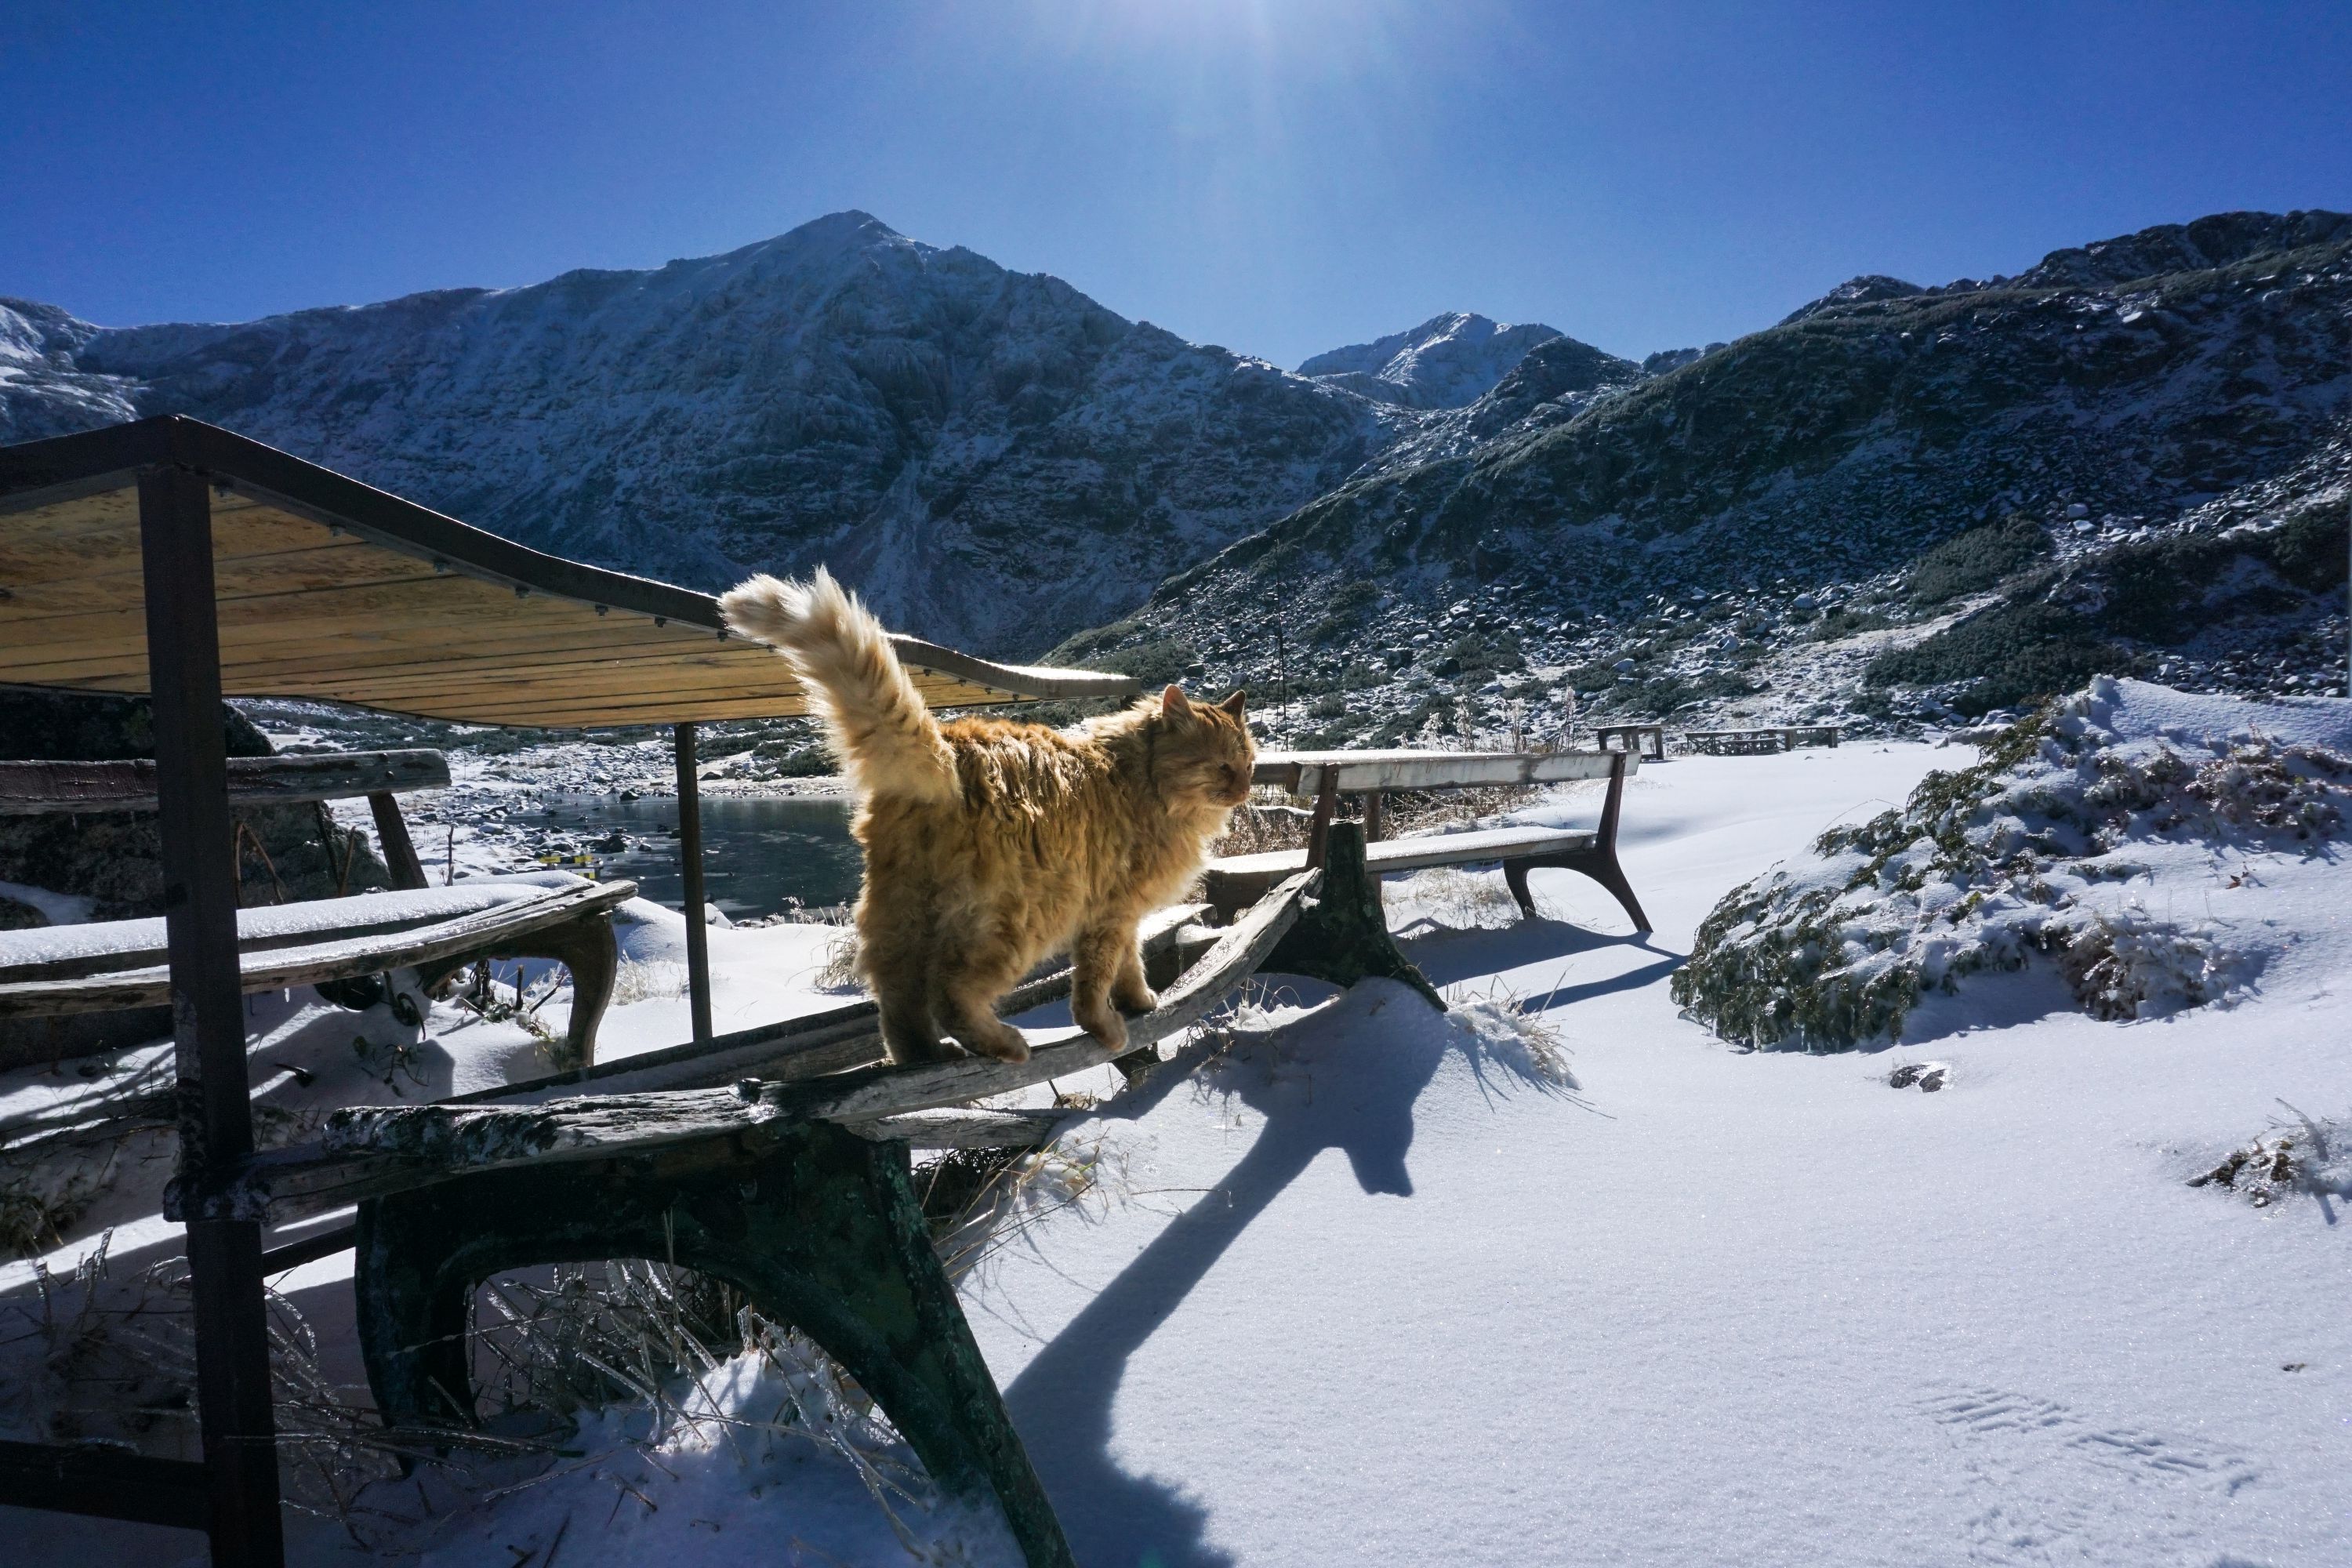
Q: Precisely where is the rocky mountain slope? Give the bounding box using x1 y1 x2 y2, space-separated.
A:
1298 311 1563 408
1073 211 2351 746
1 212 1425 657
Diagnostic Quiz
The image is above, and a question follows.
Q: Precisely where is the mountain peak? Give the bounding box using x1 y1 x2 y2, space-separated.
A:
1298 311 1565 408
1779 274 1926 325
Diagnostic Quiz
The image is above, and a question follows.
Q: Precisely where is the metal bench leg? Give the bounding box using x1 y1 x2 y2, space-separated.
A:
354 1123 1075 1568
1504 849 1652 933
1578 849 1653 933
495 909 618 1074
1503 858 1540 920
421 910 620 1075
1504 750 1653 932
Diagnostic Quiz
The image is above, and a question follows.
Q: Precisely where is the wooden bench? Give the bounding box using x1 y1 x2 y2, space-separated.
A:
162 869 1346 1568
1590 722 1667 761
1207 748 1650 931
1679 724 1842 755
0 750 632 1071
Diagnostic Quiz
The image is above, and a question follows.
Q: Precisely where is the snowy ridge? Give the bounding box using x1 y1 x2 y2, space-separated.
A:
1298 310 1565 408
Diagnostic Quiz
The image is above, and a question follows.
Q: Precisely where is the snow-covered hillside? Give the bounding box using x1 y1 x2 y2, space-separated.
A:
7 206 2350 734
0 213 1419 657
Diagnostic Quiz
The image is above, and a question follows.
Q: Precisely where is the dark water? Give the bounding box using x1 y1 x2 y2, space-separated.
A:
539 793 862 918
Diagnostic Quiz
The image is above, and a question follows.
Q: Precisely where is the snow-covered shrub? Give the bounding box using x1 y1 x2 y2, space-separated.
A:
1671 677 2352 1051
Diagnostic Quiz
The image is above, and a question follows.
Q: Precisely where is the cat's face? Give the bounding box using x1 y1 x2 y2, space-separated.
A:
1152 685 1256 808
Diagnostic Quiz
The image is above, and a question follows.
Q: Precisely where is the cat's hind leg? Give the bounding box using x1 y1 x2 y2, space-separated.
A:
935 948 1033 1063
858 898 949 1066
875 982 950 1067
1070 926 1137 1050
1109 925 1157 1014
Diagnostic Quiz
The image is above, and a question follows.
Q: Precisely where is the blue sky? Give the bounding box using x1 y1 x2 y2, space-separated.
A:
5 1 2348 367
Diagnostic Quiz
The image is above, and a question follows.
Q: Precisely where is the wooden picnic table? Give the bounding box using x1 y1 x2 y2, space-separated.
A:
1590 722 1667 761
1679 724 1842 755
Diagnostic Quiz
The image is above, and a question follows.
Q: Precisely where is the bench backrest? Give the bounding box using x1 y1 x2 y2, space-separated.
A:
1255 748 1637 797
0 749 450 815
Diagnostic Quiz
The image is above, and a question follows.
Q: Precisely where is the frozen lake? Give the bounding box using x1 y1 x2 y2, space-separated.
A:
539 791 862 918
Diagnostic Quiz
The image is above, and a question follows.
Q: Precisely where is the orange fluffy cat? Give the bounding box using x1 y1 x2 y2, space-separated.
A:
718 569 1255 1067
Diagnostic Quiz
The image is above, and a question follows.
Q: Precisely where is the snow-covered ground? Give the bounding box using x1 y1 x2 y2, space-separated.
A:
968 731 2352 1566
7 721 2350 1565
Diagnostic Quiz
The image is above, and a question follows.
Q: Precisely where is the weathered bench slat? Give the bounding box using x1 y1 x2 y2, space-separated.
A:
0 880 577 982
0 878 633 1017
1212 824 1596 881
447 901 1214 1105
1254 748 1637 795
0 749 450 815
172 873 1312 1223
844 1107 1065 1149
1203 825 1599 913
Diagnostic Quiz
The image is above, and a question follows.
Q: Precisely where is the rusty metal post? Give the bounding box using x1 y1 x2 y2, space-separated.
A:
674 722 713 1044
140 462 284 1566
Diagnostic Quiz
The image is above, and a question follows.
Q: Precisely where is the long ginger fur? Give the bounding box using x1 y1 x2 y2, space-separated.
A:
718 569 1256 1065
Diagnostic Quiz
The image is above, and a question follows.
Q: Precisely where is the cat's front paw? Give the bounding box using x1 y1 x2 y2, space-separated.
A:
1074 1007 1129 1051
1112 984 1160 1015
980 1033 1032 1064
953 1018 1032 1063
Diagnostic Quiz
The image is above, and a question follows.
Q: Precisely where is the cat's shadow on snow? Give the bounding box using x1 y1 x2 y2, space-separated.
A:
1000 978 1496 1568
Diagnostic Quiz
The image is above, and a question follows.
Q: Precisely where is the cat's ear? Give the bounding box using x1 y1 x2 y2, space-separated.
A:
1160 684 1195 719
1220 689 1247 717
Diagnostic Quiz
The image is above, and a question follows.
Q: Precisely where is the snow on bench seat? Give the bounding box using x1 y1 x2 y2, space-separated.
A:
0 873 634 1015
1204 825 1597 908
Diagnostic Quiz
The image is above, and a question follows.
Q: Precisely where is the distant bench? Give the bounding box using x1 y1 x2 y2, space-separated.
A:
0 750 632 1071
1679 724 1842 756
1590 722 1666 762
1205 747 1650 931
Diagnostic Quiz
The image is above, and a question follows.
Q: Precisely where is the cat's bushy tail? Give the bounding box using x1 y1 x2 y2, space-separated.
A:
717 569 957 803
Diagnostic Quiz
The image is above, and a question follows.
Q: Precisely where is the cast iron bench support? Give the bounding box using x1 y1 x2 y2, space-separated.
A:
354 1119 1076 1568
1500 750 1650 930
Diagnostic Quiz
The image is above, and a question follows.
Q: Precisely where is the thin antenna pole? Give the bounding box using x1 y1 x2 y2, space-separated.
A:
1274 612 1288 735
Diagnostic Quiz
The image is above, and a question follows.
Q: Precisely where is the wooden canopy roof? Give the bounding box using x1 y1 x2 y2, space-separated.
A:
0 418 1138 728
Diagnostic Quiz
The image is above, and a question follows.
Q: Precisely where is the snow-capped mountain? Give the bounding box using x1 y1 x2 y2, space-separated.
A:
0 212 1422 657
7 208 2347 728
1077 210 2352 739
1298 311 1564 408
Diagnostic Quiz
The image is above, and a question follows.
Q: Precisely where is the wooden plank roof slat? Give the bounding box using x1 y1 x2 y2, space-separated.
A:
0 419 1138 728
